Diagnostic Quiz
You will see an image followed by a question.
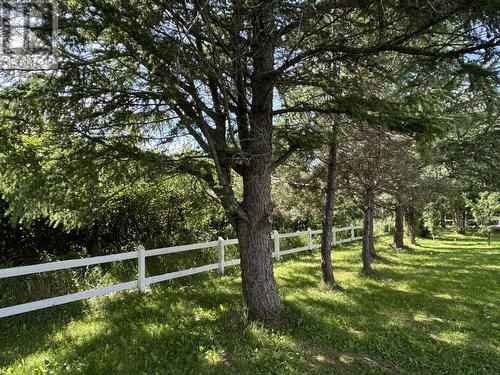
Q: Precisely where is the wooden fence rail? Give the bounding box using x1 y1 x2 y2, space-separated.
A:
0 223 383 318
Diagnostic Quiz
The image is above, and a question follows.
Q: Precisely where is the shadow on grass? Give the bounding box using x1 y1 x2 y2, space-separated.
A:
1 233 499 374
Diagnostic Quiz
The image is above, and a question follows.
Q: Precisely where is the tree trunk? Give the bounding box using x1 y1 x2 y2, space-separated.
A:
394 205 404 248
368 216 378 259
408 227 416 245
367 188 378 259
440 211 446 228
320 123 338 285
405 207 418 245
453 208 465 234
236 168 281 321
362 186 374 273
232 0 281 322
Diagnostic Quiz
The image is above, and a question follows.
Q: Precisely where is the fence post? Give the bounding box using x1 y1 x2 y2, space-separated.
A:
332 228 336 246
218 237 225 275
307 227 312 251
138 244 146 293
274 230 280 259
351 224 355 241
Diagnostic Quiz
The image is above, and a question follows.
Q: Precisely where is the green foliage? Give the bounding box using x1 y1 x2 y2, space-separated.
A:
95 176 228 249
1 234 499 374
433 119 500 192
0 198 89 265
423 202 443 238
0 175 229 266
271 151 361 231
465 192 500 241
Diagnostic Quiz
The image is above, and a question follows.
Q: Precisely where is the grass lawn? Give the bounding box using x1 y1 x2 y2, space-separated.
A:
1 232 499 374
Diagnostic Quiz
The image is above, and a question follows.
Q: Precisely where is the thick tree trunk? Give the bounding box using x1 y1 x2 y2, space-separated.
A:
394 205 404 248
362 185 374 273
232 0 281 322
320 123 338 285
236 167 281 322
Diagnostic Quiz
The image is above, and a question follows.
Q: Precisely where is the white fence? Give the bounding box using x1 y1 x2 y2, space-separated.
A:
0 224 365 318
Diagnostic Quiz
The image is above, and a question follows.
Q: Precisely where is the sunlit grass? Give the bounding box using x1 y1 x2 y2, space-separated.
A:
1 232 499 374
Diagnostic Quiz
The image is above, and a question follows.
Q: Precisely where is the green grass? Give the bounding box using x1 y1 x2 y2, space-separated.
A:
1 232 499 374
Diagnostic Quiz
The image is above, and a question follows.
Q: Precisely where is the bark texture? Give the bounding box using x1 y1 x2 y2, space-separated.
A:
236 173 281 321
362 185 374 273
440 211 446 228
367 189 378 259
394 205 405 248
405 207 419 245
320 124 338 285
232 0 281 321
453 209 466 234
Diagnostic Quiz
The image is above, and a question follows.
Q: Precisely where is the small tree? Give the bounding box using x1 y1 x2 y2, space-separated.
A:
466 192 500 246
337 122 391 273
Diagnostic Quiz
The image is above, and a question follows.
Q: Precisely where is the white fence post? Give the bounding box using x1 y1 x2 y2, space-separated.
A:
351 224 355 241
307 227 312 251
274 230 280 259
218 237 225 275
332 228 336 246
138 244 146 293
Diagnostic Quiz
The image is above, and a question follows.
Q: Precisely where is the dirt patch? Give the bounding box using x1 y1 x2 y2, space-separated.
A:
296 338 415 375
